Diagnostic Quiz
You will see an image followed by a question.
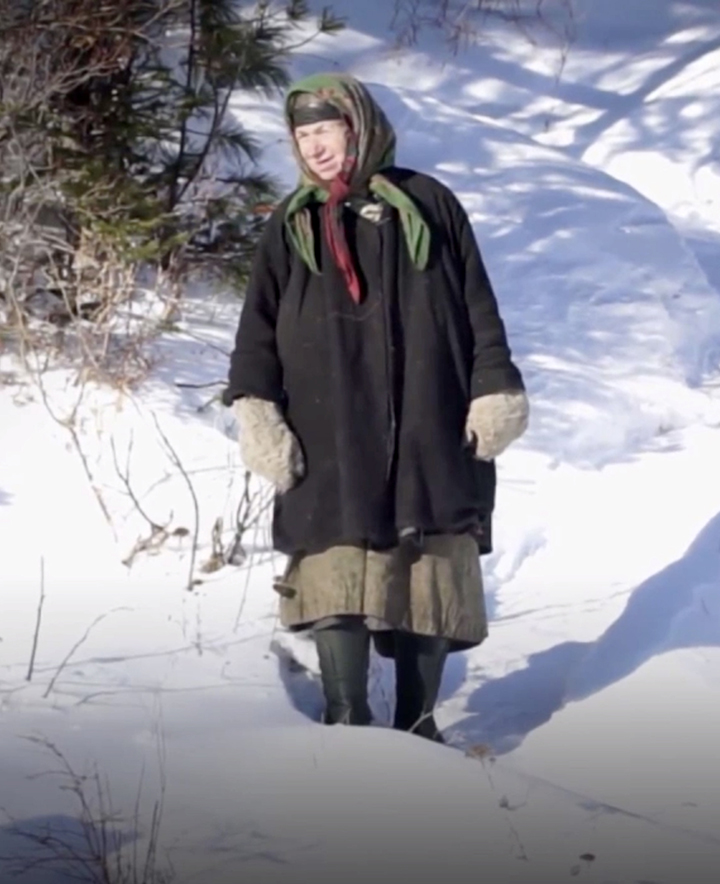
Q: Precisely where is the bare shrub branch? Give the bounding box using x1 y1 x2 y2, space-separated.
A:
390 0 576 63
226 469 274 568
43 608 132 700
150 415 200 591
0 734 171 883
26 557 46 682
31 358 115 528
110 433 181 568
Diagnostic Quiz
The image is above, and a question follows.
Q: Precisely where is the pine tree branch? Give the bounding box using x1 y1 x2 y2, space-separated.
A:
176 87 233 206
169 0 199 212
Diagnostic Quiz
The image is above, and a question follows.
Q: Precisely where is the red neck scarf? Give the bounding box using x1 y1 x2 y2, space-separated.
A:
321 148 363 304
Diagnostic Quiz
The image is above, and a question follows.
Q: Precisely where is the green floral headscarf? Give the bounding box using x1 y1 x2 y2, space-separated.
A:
283 73 431 275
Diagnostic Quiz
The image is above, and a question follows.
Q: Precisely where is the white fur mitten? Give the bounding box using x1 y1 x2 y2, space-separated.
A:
233 397 305 493
465 390 529 461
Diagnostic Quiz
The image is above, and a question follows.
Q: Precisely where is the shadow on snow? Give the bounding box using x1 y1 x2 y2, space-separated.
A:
0 814 134 884
449 510 720 754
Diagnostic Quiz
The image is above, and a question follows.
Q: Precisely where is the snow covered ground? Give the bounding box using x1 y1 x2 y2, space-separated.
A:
2 1 720 881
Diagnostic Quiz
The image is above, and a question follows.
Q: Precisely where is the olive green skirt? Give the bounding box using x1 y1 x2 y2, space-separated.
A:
273 533 488 655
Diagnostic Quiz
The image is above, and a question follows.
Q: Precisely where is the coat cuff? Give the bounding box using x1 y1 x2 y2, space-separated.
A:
470 365 525 400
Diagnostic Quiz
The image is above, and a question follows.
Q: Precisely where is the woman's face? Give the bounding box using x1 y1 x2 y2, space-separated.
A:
294 119 351 181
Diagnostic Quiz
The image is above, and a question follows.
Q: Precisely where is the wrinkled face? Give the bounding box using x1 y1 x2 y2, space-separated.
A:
293 118 351 181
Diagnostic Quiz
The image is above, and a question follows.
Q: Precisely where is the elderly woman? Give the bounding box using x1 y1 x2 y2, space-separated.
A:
222 73 528 742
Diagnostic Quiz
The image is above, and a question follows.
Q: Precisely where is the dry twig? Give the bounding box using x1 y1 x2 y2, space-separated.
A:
110 434 178 567
0 732 172 883
26 556 46 682
151 415 200 591
43 608 132 699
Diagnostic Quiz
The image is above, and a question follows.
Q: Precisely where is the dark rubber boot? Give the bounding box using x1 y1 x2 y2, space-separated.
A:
393 632 450 743
314 618 372 726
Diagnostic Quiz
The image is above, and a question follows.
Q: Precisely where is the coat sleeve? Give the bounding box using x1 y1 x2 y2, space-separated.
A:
445 189 525 399
222 212 289 407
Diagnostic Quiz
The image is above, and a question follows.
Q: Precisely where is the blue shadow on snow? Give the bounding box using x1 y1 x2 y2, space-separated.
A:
449 510 720 754
0 814 135 884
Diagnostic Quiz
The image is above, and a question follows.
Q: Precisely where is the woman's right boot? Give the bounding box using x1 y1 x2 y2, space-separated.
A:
314 618 372 725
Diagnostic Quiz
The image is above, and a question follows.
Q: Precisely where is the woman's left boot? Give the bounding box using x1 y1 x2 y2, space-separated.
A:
393 632 451 743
